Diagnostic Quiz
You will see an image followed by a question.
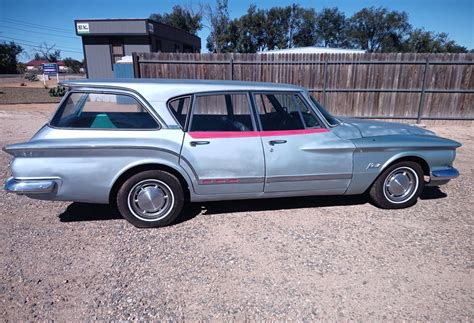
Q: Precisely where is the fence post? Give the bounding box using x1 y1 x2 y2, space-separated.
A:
229 58 234 80
322 57 328 106
132 53 141 78
417 57 430 124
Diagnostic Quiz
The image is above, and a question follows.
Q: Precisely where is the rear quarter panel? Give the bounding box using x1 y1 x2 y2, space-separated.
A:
7 127 193 204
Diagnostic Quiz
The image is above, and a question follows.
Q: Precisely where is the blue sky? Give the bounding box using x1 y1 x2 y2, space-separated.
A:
1 0 473 61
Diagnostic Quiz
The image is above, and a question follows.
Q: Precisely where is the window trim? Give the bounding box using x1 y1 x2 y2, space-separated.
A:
251 91 327 131
49 89 161 131
188 91 258 133
166 95 192 130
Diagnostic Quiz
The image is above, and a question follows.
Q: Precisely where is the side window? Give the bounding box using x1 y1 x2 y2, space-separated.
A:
50 92 158 129
254 93 322 131
190 93 254 132
168 96 190 128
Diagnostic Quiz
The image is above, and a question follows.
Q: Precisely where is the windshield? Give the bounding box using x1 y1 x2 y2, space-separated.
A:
309 95 340 126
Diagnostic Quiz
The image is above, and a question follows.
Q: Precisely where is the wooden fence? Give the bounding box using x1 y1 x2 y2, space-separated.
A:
133 52 474 122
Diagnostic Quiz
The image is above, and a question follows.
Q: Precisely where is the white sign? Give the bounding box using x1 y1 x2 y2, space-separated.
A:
76 23 90 34
147 23 154 33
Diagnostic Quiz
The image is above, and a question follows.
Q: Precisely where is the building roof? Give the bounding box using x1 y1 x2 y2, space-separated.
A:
60 78 305 102
26 59 65 66
74 18 200 44
259 46 366 54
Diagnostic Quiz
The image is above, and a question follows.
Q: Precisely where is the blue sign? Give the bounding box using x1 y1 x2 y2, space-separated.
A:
43 63 59 75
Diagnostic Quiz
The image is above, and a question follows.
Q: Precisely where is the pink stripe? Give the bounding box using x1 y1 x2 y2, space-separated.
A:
189 128 328 139
260 129 328 137
189 131 259 139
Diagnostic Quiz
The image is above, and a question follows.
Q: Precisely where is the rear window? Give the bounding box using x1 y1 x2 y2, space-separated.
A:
50 92 159 129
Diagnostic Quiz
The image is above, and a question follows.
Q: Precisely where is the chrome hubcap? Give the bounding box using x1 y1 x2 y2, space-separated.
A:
383 167 419 203
127 179 174 221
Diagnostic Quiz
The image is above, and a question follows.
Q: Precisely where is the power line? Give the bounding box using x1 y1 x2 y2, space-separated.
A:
0 36 82 51
0 38 83 54
0 25 77 39
0 17 74 33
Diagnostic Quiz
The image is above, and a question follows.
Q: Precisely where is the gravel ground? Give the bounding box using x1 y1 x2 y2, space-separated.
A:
0 104 473 320
0 87 61 104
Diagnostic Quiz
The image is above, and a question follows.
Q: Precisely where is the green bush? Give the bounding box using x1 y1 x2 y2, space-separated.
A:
49 85 67 97
24 73 39 82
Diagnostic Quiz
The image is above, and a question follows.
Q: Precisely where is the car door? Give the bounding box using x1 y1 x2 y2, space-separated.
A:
179 92 265 195
253 92 354 194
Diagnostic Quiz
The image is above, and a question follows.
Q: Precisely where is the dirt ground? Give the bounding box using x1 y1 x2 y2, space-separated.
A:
0 103 473 320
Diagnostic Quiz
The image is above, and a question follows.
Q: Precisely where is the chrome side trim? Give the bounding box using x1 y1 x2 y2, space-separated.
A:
4 177 58 194
266 173 352 183
196 174 352 185
198 177 265 185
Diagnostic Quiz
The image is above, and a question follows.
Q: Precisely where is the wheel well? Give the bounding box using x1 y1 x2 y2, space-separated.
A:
386 156 430 176
109 164 191 204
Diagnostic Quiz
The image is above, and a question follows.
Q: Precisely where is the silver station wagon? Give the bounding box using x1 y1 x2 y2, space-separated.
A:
4 79 461 228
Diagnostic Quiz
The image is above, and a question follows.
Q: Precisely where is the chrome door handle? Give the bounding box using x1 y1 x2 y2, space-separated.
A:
190 141 210 147
269 140 287 145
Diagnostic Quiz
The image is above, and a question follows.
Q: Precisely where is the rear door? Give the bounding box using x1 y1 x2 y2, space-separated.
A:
253 92 354 194
179 92 265 195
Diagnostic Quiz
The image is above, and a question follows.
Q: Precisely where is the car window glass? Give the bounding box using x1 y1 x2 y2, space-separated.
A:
254 93 321 131
190 93 254 132
168 96 190 128
50 92 158 129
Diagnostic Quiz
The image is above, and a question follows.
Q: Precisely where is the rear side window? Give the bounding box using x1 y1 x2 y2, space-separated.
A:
254 93 322 131
50 92 158 129
190 93 254 132
168 96 190 128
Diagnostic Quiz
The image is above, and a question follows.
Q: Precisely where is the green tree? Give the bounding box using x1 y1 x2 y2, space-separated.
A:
292 6 318 47
259 4 317 50
348 7 411 52
265 6 291 50
315 8 349 48
226 5 267 53
403 28 467 53
150 5 203 35
206 0 230 53
63 57 83 73
0 41 23 74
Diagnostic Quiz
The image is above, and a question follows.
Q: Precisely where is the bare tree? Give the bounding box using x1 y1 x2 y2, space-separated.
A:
204 0 230 53
37 43 61 62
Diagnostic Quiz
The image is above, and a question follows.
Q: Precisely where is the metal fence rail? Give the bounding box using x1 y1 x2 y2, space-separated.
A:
133 53 474 122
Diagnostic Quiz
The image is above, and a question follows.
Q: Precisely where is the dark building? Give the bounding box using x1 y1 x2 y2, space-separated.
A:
75 18 201 78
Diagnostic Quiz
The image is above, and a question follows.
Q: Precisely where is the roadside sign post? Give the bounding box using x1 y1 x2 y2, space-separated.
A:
42 63 59 84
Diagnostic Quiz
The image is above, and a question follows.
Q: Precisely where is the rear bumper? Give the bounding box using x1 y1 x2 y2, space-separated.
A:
4 177 58 194
427 167 460 186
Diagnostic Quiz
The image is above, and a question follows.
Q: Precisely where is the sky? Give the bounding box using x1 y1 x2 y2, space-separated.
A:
1 0 473 62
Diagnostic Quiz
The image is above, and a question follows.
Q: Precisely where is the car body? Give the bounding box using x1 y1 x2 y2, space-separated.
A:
3 79 461 227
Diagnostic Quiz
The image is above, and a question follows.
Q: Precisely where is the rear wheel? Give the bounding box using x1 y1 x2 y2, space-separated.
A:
116 170 184 228
369 161 424 209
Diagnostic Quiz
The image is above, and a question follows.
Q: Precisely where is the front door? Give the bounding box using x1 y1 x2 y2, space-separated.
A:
253 92 354 194
179 92 265 195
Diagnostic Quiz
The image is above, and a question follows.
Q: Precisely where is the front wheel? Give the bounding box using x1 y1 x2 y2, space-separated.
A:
369 161 424 209
116 170 184 228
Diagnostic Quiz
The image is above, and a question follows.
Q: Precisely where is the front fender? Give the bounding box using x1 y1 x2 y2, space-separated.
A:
345 134 461 195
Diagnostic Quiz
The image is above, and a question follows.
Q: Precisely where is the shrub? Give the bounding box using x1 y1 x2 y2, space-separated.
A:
49 85 67 97
25 73 39 82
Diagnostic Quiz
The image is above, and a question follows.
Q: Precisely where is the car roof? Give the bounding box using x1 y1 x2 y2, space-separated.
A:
60 78 306 102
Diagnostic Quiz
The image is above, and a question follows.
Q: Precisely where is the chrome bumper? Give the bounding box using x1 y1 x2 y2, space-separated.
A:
427 167 460 186
4 177 58 194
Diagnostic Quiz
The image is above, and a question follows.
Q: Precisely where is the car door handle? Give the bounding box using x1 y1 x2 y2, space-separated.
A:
190 141 210 147
269 140 287 145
